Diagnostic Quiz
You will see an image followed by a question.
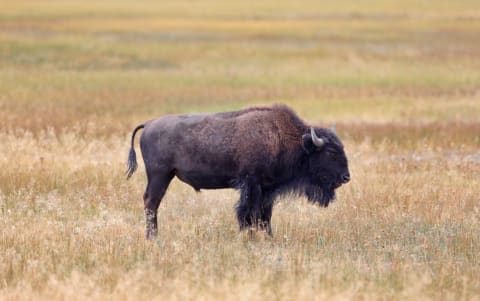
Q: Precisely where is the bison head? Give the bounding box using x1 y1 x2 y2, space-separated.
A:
301 127 350 206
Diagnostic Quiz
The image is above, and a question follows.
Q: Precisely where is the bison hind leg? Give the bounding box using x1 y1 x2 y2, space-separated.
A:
143 170 174 239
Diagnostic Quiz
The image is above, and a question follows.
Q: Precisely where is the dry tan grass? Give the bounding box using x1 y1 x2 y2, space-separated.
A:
1 125 479 300
1 0 480 300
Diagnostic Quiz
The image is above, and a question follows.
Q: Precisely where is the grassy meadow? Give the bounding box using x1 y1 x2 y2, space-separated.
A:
1 0 480 300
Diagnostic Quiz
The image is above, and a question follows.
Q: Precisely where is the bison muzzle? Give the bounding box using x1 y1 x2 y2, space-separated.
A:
126 105 350 239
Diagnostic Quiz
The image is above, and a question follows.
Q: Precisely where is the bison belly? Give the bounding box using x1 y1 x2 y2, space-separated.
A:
175 170 233 190
173 152 238 190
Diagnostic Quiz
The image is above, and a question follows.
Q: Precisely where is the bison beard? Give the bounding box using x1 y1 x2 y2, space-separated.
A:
305 182 335 207
281 178 336 207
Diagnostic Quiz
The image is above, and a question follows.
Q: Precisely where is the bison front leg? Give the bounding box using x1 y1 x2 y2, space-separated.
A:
259 196 274 236
143 171 174 239
236 175 267 234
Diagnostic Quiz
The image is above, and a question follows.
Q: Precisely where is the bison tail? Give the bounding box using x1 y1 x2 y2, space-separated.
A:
126 124 145 179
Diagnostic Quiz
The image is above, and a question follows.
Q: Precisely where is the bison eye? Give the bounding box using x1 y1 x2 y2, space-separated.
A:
325 150 336 157
325 147 341 155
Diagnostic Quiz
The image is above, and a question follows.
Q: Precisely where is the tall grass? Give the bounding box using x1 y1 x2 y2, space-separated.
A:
1 129 479 300
1 0 479 300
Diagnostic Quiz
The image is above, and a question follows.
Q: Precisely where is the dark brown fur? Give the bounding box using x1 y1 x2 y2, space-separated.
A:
127 105 350 239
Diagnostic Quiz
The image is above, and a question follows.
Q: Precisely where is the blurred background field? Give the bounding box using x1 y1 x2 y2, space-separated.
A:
0 1 479 300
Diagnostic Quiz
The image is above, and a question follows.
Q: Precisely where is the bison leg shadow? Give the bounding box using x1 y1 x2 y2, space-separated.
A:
236 176 273 236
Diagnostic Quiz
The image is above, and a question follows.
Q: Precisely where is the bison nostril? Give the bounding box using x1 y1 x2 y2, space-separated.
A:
342 174 350 183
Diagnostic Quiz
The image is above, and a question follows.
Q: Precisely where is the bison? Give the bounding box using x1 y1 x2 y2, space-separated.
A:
126 104 350 239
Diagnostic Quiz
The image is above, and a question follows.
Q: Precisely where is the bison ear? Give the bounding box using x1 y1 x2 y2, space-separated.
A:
302 134 316 154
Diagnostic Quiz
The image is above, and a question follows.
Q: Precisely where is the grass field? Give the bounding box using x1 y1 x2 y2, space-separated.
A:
1 1 480 300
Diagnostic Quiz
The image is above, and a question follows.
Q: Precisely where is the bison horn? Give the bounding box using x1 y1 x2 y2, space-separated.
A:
310 127 325 148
